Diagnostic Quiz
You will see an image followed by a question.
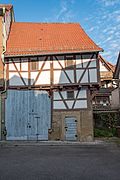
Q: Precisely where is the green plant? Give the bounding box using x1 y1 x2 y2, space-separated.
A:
94 128 117 137
94 112 119 129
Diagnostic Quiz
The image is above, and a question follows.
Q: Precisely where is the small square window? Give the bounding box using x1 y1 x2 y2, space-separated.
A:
31 61 39 71
65 56 74 68
65 60 74 68
67 91 74 99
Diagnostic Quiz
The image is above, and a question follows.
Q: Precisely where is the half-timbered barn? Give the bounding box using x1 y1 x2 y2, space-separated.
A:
0 4 103 141
0 4 14 140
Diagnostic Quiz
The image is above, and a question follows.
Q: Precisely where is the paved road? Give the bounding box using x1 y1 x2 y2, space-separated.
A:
0 144 120 180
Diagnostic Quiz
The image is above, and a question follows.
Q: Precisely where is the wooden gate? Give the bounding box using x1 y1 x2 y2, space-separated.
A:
5 90 51 140
65 117 77 141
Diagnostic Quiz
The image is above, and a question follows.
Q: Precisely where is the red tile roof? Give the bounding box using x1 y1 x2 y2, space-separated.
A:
98 55 115 73
5 22 102 57
0 4 13 11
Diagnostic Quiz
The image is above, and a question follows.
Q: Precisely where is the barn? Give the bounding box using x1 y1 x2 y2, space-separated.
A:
0 4 102 141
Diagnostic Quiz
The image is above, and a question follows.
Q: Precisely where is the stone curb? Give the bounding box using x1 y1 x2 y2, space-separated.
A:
0 140 110 147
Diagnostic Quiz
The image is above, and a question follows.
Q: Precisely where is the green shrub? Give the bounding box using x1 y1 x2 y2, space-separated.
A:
94 128 117 137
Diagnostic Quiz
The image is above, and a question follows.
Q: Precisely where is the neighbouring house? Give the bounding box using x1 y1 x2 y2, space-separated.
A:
0 4 14 140
92 55 115 111
111 52 120 110
0 4 103 141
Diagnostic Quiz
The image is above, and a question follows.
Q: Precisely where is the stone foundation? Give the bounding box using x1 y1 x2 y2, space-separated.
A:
49 110 94 142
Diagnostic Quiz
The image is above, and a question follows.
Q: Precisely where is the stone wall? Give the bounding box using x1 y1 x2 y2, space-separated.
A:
49 110 93 142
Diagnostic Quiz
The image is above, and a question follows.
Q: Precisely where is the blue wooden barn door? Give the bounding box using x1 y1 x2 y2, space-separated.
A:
5 90 51 140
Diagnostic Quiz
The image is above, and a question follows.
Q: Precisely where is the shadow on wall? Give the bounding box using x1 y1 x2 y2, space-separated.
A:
58 57 97 84
6 52 98 88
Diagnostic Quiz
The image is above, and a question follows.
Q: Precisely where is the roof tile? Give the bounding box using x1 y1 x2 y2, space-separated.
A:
5 22 102 57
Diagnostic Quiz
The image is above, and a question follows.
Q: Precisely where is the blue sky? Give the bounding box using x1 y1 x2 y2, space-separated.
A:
1 0 120 64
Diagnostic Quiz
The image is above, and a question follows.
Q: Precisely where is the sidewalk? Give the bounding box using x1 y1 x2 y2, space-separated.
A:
0 139 111 147
0 137 120 147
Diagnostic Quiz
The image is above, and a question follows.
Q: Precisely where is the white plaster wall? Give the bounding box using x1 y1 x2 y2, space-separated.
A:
76 55 82 68
36 71 50 85
76 60 82 68
89 60 96 67
83 59 89 67
43 61 50 69
9 63 16 71
9 73 24 86
30 72 38 85
75 89 87 98
99 61 108 72
54 70 69 84
81 70 88 83
8 55 98 86
53 92 61 100
66 100 74 109
61 91 67 99
21 62 28 71
89 69 97 82
9 62 20 71
53 101 66 109
53 61 62 69
54 89 87 101
53 56 65 68
39 61 44 69
76 69 84 83
20 72 28 85
74 100 87 109
65 70 74 83
53 89 88 109
53 99 87 109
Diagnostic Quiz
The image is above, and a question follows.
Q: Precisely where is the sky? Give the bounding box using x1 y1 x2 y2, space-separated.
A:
0 0 120 64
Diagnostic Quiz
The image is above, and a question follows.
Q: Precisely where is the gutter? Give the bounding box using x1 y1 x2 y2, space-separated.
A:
1 53 7 94
4 49 103 60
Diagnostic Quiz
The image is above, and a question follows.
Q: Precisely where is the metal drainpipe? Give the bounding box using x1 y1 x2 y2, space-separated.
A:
1 7 7 94
0 7 7 140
